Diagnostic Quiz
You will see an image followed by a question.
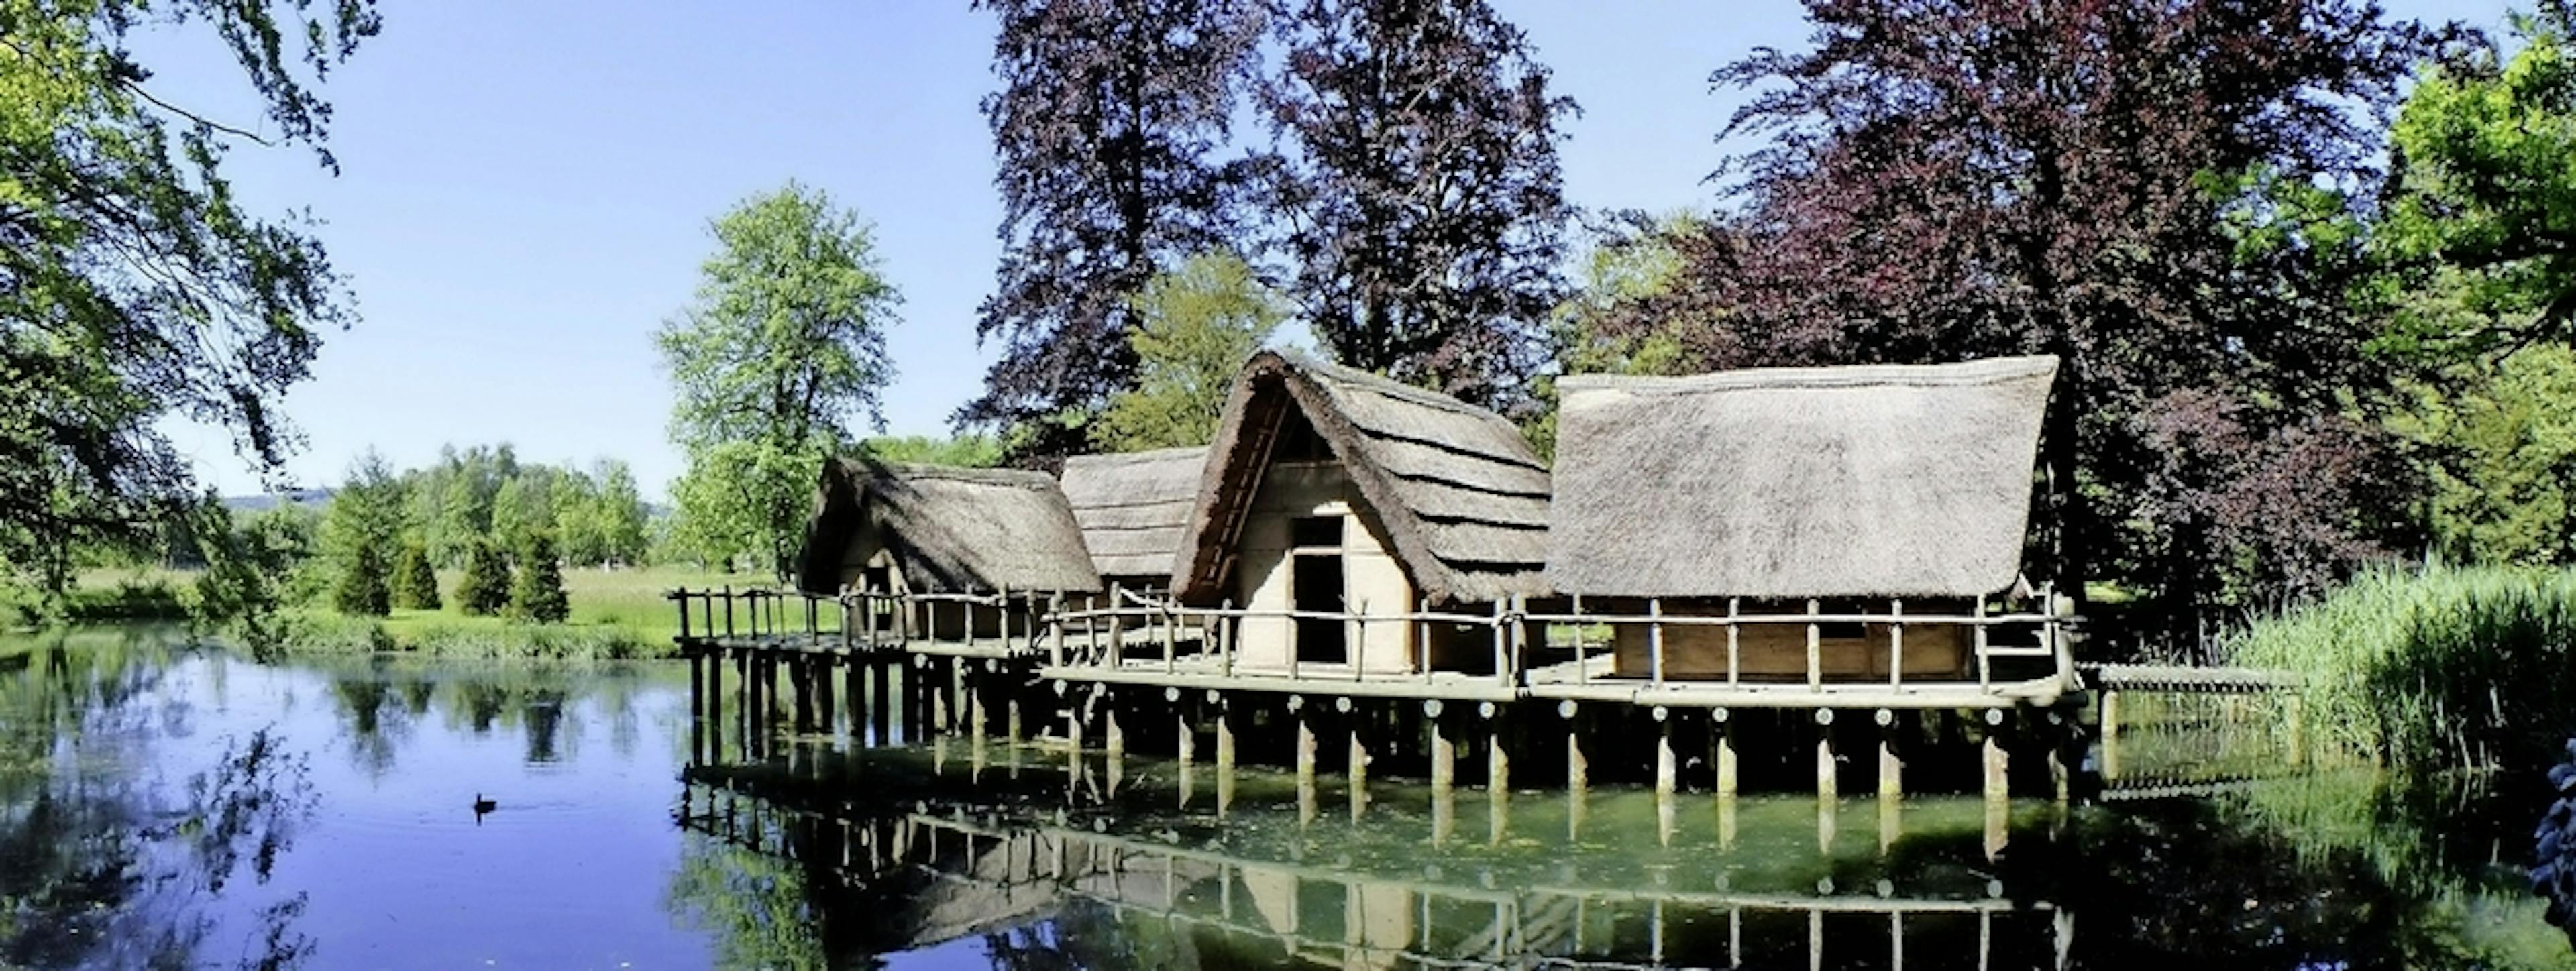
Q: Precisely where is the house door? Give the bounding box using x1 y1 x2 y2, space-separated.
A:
1293 553 1346 665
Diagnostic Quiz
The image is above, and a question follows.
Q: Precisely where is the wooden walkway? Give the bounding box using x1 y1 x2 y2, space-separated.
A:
2082 663 2300 693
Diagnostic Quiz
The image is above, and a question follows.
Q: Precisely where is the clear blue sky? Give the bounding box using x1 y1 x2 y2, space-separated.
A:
155 0 2502 501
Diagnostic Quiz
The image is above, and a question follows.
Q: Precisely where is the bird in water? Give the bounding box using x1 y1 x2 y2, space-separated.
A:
473 793 497 824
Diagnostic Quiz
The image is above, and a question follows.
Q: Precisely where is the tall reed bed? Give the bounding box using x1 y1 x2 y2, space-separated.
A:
2231 567 2576 777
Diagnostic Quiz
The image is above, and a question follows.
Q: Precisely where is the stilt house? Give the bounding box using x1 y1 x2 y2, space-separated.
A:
1544 356 2062 689
1170 351 1552 676
796 459 1102 642
1058 445 1209 595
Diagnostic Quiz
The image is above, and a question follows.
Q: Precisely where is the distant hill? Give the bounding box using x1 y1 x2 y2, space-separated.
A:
220 488 333 513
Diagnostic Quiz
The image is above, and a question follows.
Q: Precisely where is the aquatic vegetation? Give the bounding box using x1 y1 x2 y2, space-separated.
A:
2230 565 2576 777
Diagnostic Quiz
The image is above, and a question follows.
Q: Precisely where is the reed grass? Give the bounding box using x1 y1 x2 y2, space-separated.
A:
2229 566 2576 777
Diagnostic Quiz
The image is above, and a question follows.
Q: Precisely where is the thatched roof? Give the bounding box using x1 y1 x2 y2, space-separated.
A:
1059 445 1208 583
1547 355 2058 599
1174 350 1552 604
795 459 1102 596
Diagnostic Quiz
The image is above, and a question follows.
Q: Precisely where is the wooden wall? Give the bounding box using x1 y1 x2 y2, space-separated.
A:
1606 598 1972 681
1232 462 1419 674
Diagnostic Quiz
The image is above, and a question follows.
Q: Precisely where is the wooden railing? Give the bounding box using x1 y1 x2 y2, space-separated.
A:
670 585 2076 695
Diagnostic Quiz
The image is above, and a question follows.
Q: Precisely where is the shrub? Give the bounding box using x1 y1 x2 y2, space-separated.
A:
391 541 441 610
458 540 513 616
2231 566 2576 777
511 532 570 624
332 545 392 617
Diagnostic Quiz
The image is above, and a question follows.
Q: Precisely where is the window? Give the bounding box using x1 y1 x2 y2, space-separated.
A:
1291 515 1344 549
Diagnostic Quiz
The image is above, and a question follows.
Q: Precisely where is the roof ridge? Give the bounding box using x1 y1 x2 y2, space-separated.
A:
1558 355 2059 395
1271 349 1506 419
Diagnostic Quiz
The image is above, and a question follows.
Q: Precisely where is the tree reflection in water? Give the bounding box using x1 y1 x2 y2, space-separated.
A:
0 629 319 969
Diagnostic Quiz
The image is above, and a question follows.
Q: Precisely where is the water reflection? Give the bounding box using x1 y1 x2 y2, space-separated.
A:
0 628 316 970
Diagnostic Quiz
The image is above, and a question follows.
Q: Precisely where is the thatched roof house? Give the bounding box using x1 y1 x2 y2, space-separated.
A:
1547 355 2058 601
795 459 1102 597
1057 445 1208 587
1173 349 1552 606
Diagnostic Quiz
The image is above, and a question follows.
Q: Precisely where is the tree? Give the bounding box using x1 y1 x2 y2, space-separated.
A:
657 182 901 579
552 469 606 567
0 0 378 593
1629 0 2441 638
1523 215 1706 460
855 435 1007 468
332 545 391 617
2379 5 2576 355
390 540 441 611
323 454 402 618
963 0 1266 459
1257 0 1576 410
458 539 513 617
592 461 649 568
509 530 571 624
1093 251 1282 451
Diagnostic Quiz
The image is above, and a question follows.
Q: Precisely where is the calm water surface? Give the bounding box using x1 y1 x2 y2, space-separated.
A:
1 626 2569 969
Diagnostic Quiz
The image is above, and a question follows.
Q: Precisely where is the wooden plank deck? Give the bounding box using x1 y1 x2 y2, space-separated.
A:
1038 654 1523 702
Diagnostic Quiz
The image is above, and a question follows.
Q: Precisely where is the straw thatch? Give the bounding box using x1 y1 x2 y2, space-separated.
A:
1174 350 1552 604
1059 445 1208 584
795 459 1102 596
1547 355 2058 599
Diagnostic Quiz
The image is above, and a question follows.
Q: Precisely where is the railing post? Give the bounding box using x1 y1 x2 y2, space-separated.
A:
1572 594 1588 684
1889 598 1904 691
1726 597 1741 687
1108 582 1126 660
1974 597 1992 692
1354 598 1368 682
1417 596 1433 684
1508 593 1527 686
1648 597 1665 687
678 590 692 640
723 585 735 639
1049 593 1066 667
1491 599 1508 683
1806 597 1822 691
1219 599 1235 677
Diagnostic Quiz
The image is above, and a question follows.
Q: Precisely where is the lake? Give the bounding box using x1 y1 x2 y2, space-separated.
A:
2 626 2568 969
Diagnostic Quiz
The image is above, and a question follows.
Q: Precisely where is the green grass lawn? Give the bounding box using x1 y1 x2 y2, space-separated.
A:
283 565 769 659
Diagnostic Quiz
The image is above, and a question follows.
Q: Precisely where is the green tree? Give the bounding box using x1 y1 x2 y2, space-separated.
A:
1524 215 1705 460
509 531 570 624
390 540 441 611
332 545 391 617
855 435 1005 468
0 0 378 595
593 461 649 568
323 455 403 618
2380 7 2576 354
1092 252 1282 451
657 182 901 579
552 469 606 567
457 539 513 617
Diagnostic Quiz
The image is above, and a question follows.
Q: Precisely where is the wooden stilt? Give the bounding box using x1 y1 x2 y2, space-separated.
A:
1876 709 1902 800
1428 700 1454 844
1343 697 1368 823
1712 708 1739 797
1171 688 1194 809
1485 701 1511 845
1293 696 1318 825
2100 689 2123 781
1214 692 1236 819
1816 709 1839 803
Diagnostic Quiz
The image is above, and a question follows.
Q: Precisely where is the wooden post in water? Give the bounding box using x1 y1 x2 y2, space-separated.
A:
706 648 724 760
1713 708 1737 797
1876 709 1902 799
1292 695 1318 825
1982 709 2010 862
1170 687 1194 809
1655 706 1678 848
1485 701 1511 845
2100 689 2123 781
1428 699 1454 844
1213 691 1237 819
1342 696 1368 823
1815 709 1838 803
